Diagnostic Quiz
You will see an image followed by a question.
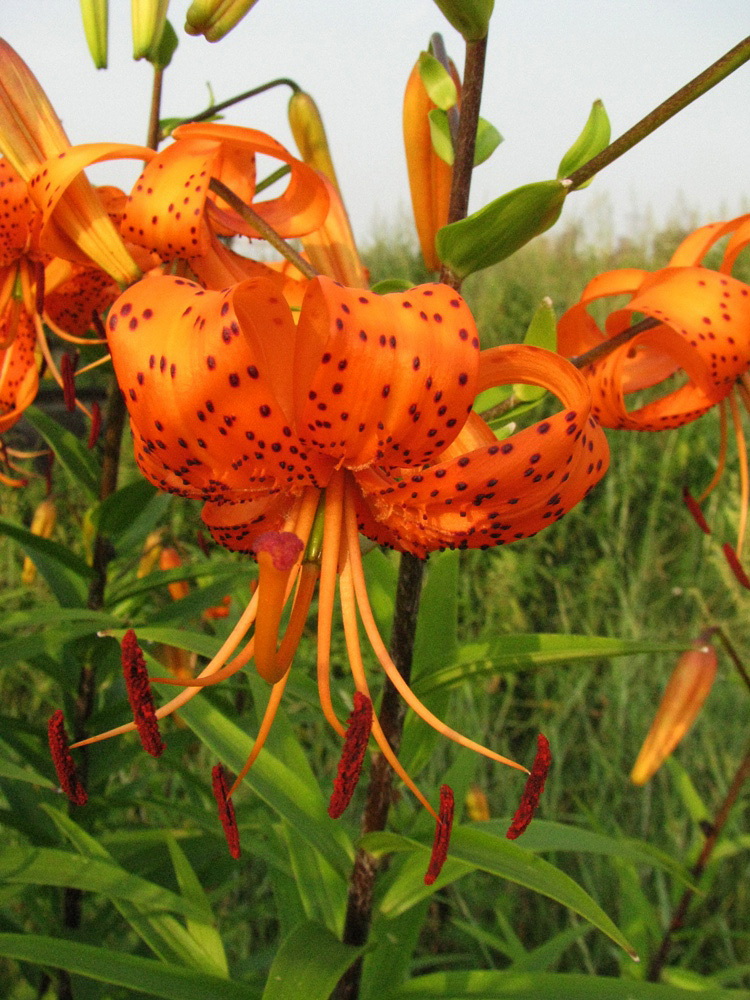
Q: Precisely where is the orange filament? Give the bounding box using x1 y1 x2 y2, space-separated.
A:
342 475 528 776
228 671 290 797
316 469 347 738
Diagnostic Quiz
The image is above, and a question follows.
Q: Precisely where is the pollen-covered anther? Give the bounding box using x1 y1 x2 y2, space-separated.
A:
212 763 241 859
424 784 455 885
60 352 78 413
682 487 711 535
121 629 166 757
328 692 373 818
48 710 88 806
506 733 552 840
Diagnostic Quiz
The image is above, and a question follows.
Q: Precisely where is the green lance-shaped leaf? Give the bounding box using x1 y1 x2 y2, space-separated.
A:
23 405 99 499
557 99 611 187
431 0 494 41
260 921 363 1000
149 18 178 69
0 935 251 1000
514 298 557 402
0 518 93 607
473 117 503 166
436 179 569 278
419 51 459 110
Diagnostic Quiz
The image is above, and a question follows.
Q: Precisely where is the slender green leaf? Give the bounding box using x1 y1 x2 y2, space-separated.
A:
92 478 158 537
0 758 55 789
389 969 750 998
177 695 355 876
24 405 99 498
513 298 556 402
109 563 243 605
281 823 347 937
260 921 363 1000
363 825 637 958
0 935 254 1000
413 634 690 696
0 518 93 607
0 847 209 921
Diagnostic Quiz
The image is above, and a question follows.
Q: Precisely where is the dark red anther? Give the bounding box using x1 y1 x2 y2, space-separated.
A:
328 692 373 818
121 629 165 757
506 733 552 840
722 543 750 589
424 784 455 885
212 763 241 859
34 260 45 315
87 401 102 449
60 351 78 413
48 710 87 806
682 488 711 535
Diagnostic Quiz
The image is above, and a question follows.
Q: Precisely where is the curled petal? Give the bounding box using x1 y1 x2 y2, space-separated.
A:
0 158 34 266
0 304 38 433
355 345 609 557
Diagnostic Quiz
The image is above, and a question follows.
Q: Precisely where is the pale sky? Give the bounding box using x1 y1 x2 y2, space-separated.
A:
2 2 749 247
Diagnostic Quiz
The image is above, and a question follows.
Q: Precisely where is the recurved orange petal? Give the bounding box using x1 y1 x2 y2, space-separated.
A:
0 159 34 266
355 345 609 556
0 303 37 433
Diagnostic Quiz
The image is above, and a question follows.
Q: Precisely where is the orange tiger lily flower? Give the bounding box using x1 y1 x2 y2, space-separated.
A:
558 228 750 582
0 39 140 286
63 273 607 871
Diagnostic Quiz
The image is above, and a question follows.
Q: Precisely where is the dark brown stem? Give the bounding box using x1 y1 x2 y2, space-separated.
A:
334 32 488 1000
715 628 750 694
209 177 318 280
175 77 299 129
146 67 164 151
567 36 750 190
647 741 750 981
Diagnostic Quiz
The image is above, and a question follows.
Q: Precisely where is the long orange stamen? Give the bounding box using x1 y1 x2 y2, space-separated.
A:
317 470 347 738
339 550 437 818
343 478 528 775
228 670 290 797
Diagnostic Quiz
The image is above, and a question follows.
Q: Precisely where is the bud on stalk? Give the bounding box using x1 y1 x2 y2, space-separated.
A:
631 638 718 785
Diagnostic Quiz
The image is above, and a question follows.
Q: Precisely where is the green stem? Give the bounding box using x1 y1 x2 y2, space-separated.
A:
209 177 318 280
567 35 750 190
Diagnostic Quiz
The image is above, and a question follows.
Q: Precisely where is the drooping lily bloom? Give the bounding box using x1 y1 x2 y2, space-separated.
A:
558 221 750 582
0 39 140 286
65 273 607 872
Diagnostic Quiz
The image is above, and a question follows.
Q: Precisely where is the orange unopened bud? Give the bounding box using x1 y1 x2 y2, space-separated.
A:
159 547 190 601
403 53 460 271
22 498 56 583
631 638 718 786
465 784 491 822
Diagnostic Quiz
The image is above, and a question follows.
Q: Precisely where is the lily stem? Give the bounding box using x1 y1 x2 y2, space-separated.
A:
208 177 319 280
567 35 750 190
334 31 488 1000
175 77 300 131
647 739 750 982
